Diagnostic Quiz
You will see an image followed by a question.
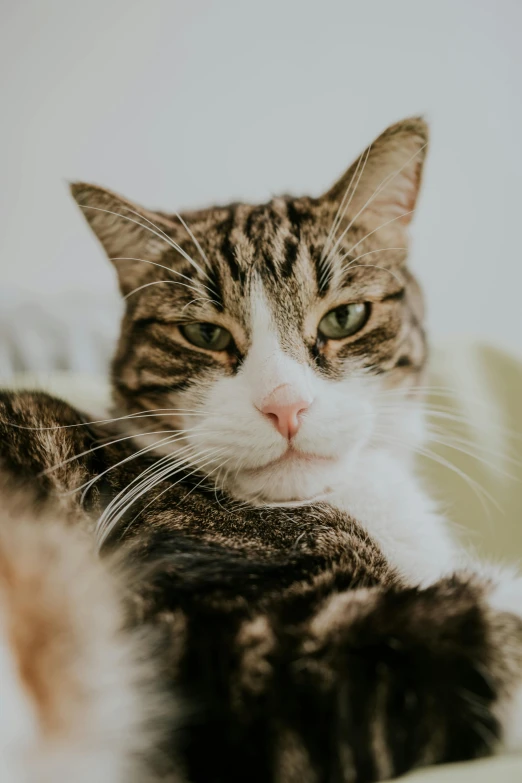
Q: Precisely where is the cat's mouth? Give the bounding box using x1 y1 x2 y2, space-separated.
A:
227 446 347 505
244 447 337 474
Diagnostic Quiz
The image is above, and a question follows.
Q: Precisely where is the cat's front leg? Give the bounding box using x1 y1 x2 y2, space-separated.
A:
175 566 522 782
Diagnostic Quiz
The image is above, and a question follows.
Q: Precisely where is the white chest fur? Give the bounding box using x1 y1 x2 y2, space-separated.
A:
327 449 457 586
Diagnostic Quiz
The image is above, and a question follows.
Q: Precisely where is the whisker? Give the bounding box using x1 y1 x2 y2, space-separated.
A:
173 212 212 272
426 425 521 469
379 385 486 397
119 451 234 540
104 443 201 513
8 408 233 433
92 202 212 283
96 445 227 546
424 428 520 481
321 148 367 264
336 246 407 268
75 429 220 500
339 210 415 258
377 403 521 443
181 296 222 313
110 256 216 298
122 204 212 282
100 442 224 524
323 142 427 267
378 390 522 436
147 453 234 518
343 263 403 285
320 145 372 284
113 205 193 257
77 204 208 282
94 444 196 520
40 429 180 476
82 447 189 504
124 279 212 301
376 432 501 515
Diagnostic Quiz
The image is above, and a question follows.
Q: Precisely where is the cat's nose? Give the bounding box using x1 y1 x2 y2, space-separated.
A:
260 385 311 440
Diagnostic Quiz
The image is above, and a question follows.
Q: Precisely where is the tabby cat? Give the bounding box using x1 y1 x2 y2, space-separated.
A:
1 117 522 783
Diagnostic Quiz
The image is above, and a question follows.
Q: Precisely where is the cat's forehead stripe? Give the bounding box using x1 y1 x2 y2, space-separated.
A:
114 192 426 402
202 197 319 293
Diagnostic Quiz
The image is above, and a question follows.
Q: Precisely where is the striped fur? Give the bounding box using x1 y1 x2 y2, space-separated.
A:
1 117 522 781
69 117 429 511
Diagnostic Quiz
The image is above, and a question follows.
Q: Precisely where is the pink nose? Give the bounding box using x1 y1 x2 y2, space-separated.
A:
260 385 311 439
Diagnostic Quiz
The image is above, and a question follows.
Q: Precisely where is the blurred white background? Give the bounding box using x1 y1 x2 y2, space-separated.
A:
0 0 521 370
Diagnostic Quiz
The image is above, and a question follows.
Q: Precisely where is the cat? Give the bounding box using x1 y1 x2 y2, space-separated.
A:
1 116 522 783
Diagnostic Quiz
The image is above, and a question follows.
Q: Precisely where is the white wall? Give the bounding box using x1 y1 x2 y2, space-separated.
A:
1 0 521 358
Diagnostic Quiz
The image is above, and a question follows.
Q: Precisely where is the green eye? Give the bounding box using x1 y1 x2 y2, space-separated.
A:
180 322 233 351
318 303 369 340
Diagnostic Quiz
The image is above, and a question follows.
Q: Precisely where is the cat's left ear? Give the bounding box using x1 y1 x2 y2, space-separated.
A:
70 182 176 260
70 182 178 294
321 116 428 231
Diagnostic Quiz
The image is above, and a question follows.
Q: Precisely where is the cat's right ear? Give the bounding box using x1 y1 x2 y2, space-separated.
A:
70 182 176 295
320 117 429 235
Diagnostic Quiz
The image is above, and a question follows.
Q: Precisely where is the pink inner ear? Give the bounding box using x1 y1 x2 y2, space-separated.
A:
399 161 422 223
366 164 421 227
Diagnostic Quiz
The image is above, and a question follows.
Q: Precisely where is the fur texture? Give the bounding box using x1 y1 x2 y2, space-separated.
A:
1 117 522 782
0 490 177 783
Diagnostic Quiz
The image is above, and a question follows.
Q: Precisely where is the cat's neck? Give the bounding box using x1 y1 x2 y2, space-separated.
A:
327 448 457 586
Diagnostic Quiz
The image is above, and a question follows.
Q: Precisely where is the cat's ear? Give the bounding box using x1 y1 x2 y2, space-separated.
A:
322 117 428 231
70 182 176 294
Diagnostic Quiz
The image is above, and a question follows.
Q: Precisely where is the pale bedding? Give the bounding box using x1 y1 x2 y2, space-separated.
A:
2 340 522 782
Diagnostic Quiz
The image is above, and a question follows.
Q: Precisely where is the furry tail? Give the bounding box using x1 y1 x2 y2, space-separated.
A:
0 495 174 783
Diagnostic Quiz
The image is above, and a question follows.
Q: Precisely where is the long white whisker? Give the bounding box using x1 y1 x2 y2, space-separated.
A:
340 210 415 258
320 145 372 287
424 429 519 480
98 203 212 282
337 246 407 268
76 429 221 500
8 408 210 432
95 444 196 524
110 256 215 297
379 385 465 395
379 388 522 428
181 296 222 313
343 263 403 285
377 432 501 515
97 446 227 546
377 402 521 443
99 442 224 528
426 424 521 469
124 280 212 301
114 205 192 257
321 151 366 263
41 429 182 476
173 212 212 272
133 452 233 526
103 439 202 512
324 142 426 266
321 145 371 266
190 456 237 513
122 204 211 281
78 204 209 281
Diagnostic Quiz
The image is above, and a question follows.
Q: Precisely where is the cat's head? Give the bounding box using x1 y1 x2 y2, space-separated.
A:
72 117 428 505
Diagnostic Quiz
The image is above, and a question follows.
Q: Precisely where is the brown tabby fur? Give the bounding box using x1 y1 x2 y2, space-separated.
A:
1 117 522 783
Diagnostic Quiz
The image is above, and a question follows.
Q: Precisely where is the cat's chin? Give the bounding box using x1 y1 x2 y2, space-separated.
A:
226 450 353 505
